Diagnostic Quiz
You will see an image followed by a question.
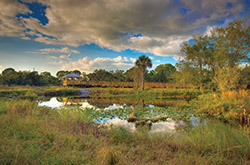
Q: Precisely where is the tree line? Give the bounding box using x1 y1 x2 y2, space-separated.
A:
0 63 177 86
0 68 60 86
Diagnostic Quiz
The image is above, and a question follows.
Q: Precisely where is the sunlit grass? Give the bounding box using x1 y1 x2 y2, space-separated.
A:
0 99 249 164
192 90 250 123
0 86 80 98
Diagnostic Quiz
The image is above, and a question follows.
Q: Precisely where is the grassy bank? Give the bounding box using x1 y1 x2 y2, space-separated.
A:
0 99 250 164
89 87 201 100
0 86 80 98
191 90 250 124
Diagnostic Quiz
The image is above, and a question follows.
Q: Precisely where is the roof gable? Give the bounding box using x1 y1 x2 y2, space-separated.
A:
63 73 81 78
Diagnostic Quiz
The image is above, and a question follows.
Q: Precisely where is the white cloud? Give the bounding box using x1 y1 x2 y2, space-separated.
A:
29 47 80 54
61 56 136 73
27 47 80 66
204 26 216 36
173 56 185 61
21 36 31 40
0 0 247 58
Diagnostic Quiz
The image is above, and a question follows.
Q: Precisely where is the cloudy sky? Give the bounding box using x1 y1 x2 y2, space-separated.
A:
0 0 249 75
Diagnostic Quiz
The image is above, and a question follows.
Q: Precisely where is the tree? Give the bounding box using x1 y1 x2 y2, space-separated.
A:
240 65 250 82
135 55 152 90
124 67 141 82
2 68 16 75
0 68 59 86
56 70 70 79
87 69 114 81
113 70 125 81
213 67 240 91
1 68 18 86
154 64 176 82
40 71 60 85
181 35 210 88
145 70 156 82
72 70 81 75
173 61 200 85
81 72 89 81
41 71 51 77
179 17 250 91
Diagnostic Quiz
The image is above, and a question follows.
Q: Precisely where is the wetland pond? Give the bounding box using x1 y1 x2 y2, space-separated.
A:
38 95 205 134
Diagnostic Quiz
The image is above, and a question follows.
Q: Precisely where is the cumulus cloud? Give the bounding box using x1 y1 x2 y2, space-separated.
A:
0 0 31 37
0 0 247 57
61 56 136 73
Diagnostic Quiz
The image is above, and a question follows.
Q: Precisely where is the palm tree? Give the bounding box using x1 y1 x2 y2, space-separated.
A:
135 55 152 90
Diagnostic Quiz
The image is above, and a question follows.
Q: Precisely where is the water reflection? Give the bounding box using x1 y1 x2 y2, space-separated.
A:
38 97 63 108
102 118 178 134
39 97 128 110
59 96 188 108
38 96 201 134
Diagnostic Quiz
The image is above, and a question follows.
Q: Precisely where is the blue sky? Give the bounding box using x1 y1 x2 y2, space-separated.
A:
0 0 249 75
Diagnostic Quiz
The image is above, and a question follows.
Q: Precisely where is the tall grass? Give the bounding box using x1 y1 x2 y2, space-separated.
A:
0 86 80 98
191 90 250 123
89 87 201 100
174 120 250 164
0 99 249 164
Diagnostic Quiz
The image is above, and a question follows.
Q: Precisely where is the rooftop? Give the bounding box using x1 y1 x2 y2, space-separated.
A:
63 73 81 78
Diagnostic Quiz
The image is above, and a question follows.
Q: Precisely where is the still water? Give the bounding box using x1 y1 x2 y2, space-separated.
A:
38 96 202 134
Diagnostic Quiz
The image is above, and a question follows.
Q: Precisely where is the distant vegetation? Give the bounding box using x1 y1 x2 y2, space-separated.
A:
0 68 60 86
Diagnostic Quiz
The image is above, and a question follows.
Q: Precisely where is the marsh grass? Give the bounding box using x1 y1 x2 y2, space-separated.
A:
89 87 201 100
174 120 250 164
0 86 80 98
0 99 250 164
192 90 250 123
97 146 119 165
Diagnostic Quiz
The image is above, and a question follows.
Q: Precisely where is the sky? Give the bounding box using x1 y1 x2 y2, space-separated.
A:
0 0 249 75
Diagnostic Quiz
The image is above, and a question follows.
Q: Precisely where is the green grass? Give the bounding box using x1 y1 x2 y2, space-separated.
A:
0 99 249 164
0 86 80 98
89 87 201 101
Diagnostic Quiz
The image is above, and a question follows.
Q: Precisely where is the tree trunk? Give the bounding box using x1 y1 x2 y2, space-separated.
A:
141 68 144 91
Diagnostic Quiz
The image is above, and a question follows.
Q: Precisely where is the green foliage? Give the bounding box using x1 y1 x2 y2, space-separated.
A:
213 67 240 91
1 69 60 86
179 17 250 91
240 65 250 82
0 86 80 98
2 68 16 75
87 69 117 81
191 90 250 121
124 66 141 82
146 63 176 82
23 91 38 99
173 61 200 85
72 70 81 75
